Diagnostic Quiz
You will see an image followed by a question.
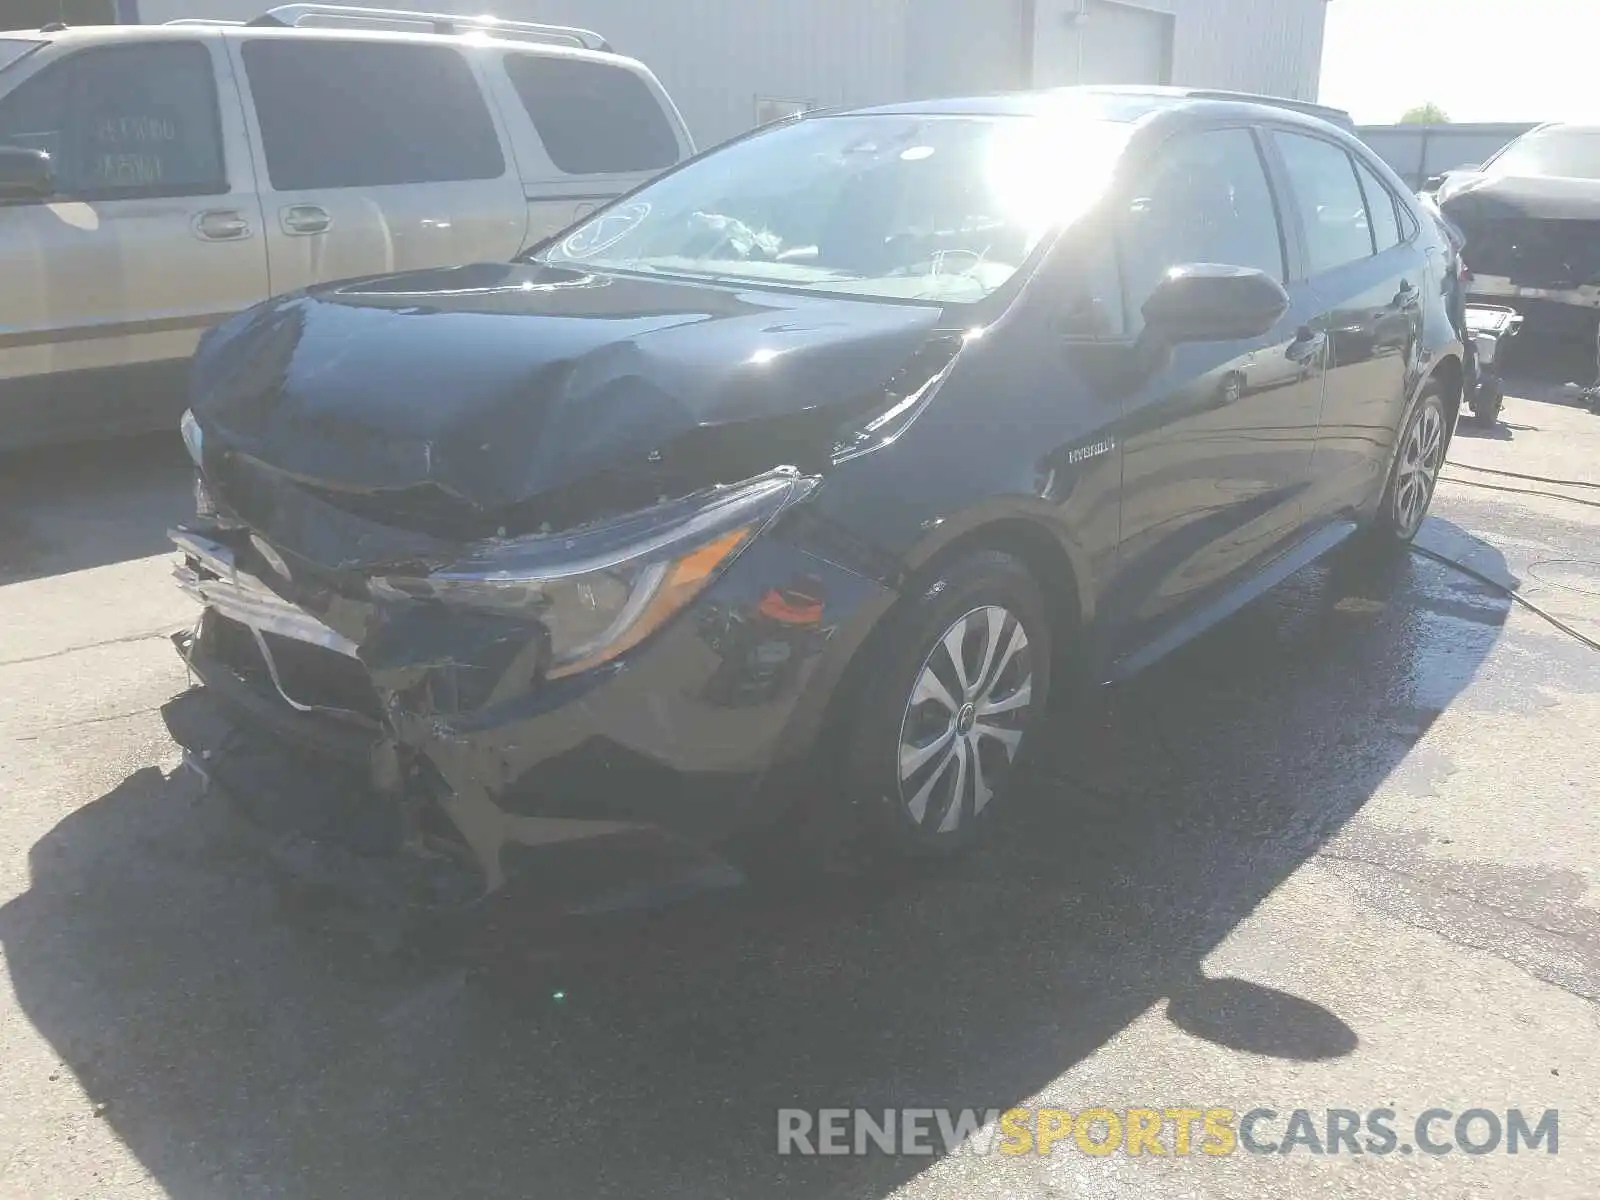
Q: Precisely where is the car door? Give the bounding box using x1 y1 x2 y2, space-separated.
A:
0 37 267 441
1102 124 1327 655
1269 130 1419 518
225 34 527 294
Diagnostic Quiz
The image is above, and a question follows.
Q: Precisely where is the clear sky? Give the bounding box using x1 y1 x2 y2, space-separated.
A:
1319 0 1600 124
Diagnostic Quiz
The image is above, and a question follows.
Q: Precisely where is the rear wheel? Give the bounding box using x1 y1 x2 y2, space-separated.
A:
842 550 1052 859
1369 385 1448 546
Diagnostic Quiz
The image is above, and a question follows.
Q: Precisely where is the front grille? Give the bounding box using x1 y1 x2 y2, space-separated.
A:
1462 217 1600 286
202 610 382 721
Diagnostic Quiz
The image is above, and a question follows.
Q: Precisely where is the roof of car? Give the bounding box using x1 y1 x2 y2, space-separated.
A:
7 19 622 60
839 86 1354 131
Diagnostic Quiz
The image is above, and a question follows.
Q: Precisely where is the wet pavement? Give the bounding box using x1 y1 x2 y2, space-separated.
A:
0 387 1596 1199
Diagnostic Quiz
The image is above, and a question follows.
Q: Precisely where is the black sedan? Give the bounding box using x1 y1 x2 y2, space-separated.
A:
166 88 1462 908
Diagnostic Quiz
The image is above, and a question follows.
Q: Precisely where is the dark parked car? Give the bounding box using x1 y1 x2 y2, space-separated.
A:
1438 122 1600 340
165 88 1462 909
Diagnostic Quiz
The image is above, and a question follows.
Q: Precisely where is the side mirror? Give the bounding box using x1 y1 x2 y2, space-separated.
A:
1141 263 1290 344
0 146 55 200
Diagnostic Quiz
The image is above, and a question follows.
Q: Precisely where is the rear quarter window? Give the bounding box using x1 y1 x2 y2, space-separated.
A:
1352 156 1402 250
502 53 679 175
242 39 504 190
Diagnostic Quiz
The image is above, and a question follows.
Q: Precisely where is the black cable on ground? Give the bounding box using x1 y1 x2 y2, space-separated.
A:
1437 474 1600 511
1409 545 1600 653
1445 460 1600 490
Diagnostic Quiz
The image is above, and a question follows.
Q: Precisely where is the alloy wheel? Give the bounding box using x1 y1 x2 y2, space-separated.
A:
896 605 1034 835
1393 403 1445 538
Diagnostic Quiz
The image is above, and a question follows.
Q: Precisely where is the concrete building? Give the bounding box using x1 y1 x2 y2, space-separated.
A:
120 0 1331 148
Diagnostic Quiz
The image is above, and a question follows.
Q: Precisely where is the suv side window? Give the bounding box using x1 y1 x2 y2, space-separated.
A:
1119 126 1286 331
242 40 504 190
1274 131 1375 275
0 42 225 200
502 54 678 175
1352 156 1402 250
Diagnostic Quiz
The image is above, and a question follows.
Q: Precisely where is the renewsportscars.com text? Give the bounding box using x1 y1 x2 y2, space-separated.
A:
777 1106 1559 1158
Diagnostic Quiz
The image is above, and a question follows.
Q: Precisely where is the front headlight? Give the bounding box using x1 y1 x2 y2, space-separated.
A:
370 472 812 680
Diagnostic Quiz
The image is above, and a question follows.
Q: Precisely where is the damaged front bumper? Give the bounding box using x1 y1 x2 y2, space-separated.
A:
163 485 893 912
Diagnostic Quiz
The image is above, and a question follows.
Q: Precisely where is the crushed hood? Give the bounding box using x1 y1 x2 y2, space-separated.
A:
190 261 951 534
1438 171 1600 222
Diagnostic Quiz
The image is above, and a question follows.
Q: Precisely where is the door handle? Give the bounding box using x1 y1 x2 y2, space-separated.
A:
280 204 332 236
1393 280 1419 309
192 209 251 241
1286 327 1326 366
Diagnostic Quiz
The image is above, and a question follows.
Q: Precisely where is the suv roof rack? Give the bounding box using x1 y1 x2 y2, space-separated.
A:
244 4 612 52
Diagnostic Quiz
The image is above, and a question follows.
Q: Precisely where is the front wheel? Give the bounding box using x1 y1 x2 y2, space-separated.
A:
842 550 1053 859
1369 386 1449 546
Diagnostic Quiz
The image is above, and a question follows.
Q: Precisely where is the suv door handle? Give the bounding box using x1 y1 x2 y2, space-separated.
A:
1394 279 1419 309
1286 327 1326 366
280 204 331 235
193 209 251 241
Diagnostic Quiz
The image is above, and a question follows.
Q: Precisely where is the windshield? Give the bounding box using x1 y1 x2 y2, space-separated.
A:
0 38 43 74
540 113 1132 304
1487 128 1600 179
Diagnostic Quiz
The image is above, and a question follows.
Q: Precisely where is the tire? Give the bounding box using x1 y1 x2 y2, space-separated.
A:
1368 385 1449 547
1470 380 1503 426
842 550 1053 859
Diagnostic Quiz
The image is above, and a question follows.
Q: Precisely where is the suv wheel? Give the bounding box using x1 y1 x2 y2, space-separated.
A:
845 550 1052 858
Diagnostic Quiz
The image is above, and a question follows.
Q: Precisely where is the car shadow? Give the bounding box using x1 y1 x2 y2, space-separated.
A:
1453 418 1516 441
0 434 193 585
1501 331 1600 409
0 520 1512 1198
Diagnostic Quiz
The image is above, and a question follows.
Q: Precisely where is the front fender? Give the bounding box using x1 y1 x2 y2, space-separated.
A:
896 496 1097 631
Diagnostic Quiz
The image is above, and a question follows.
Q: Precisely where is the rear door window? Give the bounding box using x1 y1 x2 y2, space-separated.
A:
1353 156 1402 250
1273 131 1376 276
0 41 225 198
502 53 678 175
1119 126 1287 329
242 39 504 189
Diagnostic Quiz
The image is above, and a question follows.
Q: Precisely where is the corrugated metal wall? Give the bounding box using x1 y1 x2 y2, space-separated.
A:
902 0 1319 104
1166 0 1326 100
902 0 1027 101
1030 0 1325 99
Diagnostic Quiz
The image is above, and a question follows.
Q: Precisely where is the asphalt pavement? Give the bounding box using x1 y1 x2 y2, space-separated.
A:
0 380 1596 1199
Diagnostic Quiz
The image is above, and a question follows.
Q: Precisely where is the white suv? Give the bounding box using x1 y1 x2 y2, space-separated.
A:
0 4 694 449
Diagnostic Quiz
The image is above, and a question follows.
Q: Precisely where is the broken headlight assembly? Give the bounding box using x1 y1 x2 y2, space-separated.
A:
180 408 221 520
369 472 814 680
180 408 204 465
